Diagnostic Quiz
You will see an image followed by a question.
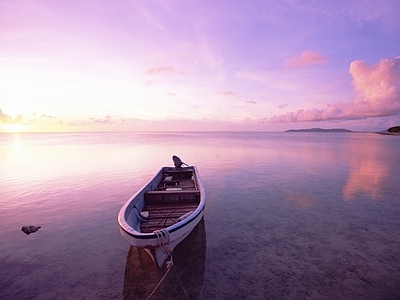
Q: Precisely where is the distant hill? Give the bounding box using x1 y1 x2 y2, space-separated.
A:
285 128 352 133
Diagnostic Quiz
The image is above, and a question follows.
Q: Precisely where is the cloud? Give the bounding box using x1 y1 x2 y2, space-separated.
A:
149 51 167 61
350 57 400 116
179 52 189 60
285 50 328 68
267 57 400 123
279 104 288 109
236 69 300 90
145 64 184 75
0 109 13 123
220 90 235 96
0 109 22 124
163 92 176 96
40 114 56 119
141 80 154 87
90 116 112 124
246 99 257 104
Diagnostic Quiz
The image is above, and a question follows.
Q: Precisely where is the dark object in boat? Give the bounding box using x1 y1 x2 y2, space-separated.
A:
21 225 41 235
172 155 188 169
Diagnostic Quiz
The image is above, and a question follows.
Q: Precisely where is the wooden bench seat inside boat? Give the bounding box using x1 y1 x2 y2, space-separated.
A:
144 190 200 205
140 203 198 233
139 168 200 233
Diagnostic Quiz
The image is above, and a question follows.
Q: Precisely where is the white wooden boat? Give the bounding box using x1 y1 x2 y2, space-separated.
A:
118 156 206 268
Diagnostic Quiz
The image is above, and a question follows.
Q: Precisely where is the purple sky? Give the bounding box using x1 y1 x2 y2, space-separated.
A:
1 0 400 132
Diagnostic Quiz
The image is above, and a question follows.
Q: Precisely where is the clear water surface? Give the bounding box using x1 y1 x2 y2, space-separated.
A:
1 132 399 299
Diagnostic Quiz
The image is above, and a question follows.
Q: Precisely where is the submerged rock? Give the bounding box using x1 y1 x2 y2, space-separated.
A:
21 225 41 235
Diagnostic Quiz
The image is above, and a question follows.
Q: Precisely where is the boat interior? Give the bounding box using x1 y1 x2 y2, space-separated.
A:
140 169 200 233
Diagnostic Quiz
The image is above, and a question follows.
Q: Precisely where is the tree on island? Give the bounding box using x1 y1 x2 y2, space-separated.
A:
388 126 400 133
285 128 352 132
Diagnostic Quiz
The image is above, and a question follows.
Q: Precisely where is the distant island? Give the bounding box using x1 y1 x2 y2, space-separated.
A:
377 126 400 135
285 128 352 133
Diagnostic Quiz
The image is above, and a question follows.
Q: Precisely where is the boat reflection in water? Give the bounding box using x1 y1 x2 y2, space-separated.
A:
123 218 206 300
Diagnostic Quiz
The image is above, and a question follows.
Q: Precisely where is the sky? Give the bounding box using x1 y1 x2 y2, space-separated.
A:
1 0 400 132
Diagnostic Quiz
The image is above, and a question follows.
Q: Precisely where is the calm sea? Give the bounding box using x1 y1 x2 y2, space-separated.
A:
1 132 399 299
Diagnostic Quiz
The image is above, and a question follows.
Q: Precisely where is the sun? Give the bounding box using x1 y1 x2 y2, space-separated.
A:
0 123 30 133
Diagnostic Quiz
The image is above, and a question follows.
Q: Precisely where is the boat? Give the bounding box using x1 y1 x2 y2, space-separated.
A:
118 156 206 268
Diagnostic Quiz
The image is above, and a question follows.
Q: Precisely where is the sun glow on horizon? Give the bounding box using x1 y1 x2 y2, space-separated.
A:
0 124 31 133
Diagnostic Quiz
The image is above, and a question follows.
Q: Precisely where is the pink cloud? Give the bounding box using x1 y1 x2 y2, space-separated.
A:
285 50 328 68
145 64 184 75
268 57 400 123
350 57 400 116
149 51 167 61
246 99 257 104
179 52 189 60
220 90 235 96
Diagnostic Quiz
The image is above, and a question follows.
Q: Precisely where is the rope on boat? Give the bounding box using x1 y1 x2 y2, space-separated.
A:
146 229 189 300
146 229 173 300
154 229 173 257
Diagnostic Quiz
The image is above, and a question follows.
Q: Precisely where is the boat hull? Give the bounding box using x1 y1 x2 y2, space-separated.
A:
118 166 205 268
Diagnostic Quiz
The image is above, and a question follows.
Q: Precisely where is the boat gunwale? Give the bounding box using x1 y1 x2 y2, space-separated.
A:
117 165 206 240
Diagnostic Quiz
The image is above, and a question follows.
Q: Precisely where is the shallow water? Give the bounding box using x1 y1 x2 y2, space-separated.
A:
1 132 399 299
